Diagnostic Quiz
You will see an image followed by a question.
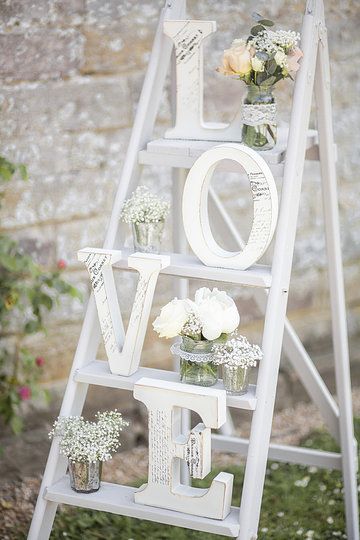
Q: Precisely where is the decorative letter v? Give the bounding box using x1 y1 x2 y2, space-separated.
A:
78 248 170 376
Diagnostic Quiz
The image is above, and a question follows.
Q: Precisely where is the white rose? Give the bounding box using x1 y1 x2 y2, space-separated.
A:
194 288 240 341
274 50 287 67
153 298 194 339
251 56 265 72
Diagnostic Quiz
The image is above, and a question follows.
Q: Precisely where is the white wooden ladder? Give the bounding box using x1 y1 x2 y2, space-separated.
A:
28 1 359 539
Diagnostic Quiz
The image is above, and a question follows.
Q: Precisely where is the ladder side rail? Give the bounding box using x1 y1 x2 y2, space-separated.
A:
237 2 321 538
168 0 193 482
172 167 192 484
28 3 184 539
314 15 359 539
208 188 340 442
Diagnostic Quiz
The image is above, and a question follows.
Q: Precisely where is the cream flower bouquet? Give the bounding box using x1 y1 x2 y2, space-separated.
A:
153 287 240 386
218 13 303 150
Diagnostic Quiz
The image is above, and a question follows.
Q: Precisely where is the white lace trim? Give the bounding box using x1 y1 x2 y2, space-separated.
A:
241 103 277 127
170 342 214 364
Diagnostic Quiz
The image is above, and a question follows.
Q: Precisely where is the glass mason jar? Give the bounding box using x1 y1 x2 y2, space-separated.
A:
241 84 277 150
132 220 165 254
171 336 218 387
68 460 102 493
222 364 250 395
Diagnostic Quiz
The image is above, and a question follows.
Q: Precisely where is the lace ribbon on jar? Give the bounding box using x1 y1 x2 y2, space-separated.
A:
241 103 277 127
170 341 214 365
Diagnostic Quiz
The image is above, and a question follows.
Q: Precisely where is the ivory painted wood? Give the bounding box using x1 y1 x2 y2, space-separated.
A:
78 248 169 376
182 144 278 270
212 434 343 470
45 477 241 537
163 20 244 141
134 378 233 519
74 360 258 410
113 248 272 287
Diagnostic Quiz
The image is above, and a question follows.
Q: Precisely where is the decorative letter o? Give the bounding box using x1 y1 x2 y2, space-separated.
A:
182 143 278 270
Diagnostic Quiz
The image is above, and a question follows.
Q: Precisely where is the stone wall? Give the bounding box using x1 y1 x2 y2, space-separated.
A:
1 0 359 389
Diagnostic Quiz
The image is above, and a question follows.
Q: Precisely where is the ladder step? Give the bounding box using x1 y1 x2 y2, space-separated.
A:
74 361 257 411
114 249 272 288
45 476 241 537
138 127 319 176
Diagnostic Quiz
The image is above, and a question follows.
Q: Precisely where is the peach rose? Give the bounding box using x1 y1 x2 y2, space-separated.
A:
286 46 303 73
218 40 252 76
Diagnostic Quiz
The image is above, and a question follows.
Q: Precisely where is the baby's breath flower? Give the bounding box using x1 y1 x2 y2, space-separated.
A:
268 29 300 52
181 312 203 340
49 409 129 463
120 186 170 224
212 334 263 367
248 29 300 55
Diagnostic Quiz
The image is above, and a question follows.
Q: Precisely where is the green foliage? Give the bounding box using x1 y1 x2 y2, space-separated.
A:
42 421 359 539
0 157 82 433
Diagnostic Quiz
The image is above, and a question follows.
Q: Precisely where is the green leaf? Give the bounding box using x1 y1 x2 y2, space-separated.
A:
250 24 265 36
10 415 23 435
24 319 42 334
37 292 53 311
256 51 269 61
0 253 21 272
0 165 13 181
267 59 278 75
261 75 276 86
259 19 274 26
18 164 28 180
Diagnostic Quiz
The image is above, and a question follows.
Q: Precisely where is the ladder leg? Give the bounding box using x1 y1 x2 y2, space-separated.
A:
28 301 100 539
172 167 191 484
209 188 341 442
315 18 359 540
238 3 320 537
28 2 186 537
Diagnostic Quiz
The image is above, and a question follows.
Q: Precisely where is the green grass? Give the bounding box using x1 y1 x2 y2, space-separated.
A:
46 419 359 540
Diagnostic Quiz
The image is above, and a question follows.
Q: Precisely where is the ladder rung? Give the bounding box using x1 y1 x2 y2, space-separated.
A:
45 476 241 537
212 434 343 470
74 361 257 411
114 249 272 288
138 127 319 175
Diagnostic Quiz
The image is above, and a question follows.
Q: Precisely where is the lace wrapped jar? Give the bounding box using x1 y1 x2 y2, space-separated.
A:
68 460 102 493
132 219 165 254
241 84 277 150
171 336 218 387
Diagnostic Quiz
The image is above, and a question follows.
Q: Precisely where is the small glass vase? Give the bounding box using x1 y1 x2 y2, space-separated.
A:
241 84 277 150
222 364 250 395
132 220 165 254
171 336 218 387
68 460 102 493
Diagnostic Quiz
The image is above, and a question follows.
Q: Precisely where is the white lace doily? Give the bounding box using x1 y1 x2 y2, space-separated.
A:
170 341 215 364
241 103 277 127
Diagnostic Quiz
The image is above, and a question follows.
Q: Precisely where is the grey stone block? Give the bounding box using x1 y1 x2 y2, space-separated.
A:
0 28 84 81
